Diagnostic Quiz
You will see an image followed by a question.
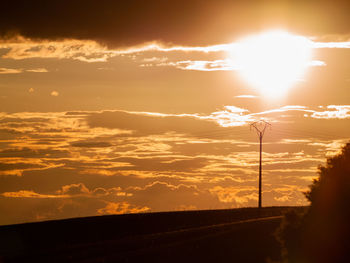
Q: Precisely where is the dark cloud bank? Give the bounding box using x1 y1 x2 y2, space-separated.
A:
1 0 349 46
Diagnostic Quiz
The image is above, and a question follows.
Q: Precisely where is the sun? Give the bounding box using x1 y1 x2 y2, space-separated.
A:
231 30 313 98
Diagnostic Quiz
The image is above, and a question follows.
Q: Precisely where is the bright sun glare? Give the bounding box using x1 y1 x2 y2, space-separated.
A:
231 30 313 98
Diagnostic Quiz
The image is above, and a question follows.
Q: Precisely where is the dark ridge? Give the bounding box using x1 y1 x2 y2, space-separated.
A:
0 206 306 262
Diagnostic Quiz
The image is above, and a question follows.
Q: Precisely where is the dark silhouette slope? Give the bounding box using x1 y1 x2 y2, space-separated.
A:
0 206 303 263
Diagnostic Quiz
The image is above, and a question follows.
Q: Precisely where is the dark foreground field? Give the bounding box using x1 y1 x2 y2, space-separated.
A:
0 207 304 263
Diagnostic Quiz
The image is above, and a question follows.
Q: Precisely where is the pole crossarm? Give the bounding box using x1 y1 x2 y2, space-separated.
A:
250 120 271 137
250 120 271 208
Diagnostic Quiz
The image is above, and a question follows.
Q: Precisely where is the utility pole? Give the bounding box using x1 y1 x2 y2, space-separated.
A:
250 120 271 208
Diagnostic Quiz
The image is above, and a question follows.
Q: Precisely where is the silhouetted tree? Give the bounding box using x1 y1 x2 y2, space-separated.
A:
278 142 350 263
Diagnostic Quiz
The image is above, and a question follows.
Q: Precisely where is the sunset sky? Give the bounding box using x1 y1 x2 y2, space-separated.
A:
1 0 350 225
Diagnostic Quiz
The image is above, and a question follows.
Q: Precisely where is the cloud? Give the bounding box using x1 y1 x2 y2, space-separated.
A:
1 0 350 48
235 95 257 99
0 36 116 62
0 67 49 74
308 139 347 156
0 158 63 177
86 107 255 134
0 67 22 74
208 106 253 127
1 190 62 198
313 41 350 49
105 42 234 55
70 141 112 148
142 56 168 62
0 36 235 65
57 183 90 195
126 181 224 211
26 68 48 73
0 33 349 71
209 186 257 205
147 57 327 72
1 184 129 200
97 201 150 215
310 105 350 119
0 107 349 224
131 41 347 74
0 0 210 46
86 110 225 136
308 60 327 67
0 36 234 64
157 59 238 71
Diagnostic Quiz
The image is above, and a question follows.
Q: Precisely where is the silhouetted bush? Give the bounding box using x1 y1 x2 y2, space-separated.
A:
276 208 306 263
277 142 350 263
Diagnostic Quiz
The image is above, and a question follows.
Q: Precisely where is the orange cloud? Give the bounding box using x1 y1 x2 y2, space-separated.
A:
1 190 64 198
310 105 350 119
97 201 150 215
57 183 90 195
26 68 48 73
0 68 22 74
235 95 257 98
209 186 257 205
157 59 238 71
2 35 349 67
0 36 116 62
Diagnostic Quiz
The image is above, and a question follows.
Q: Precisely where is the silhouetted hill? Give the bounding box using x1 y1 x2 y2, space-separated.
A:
0 206 305 263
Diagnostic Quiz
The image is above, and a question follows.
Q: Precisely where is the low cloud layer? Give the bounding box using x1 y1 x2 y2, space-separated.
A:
0 106 349 224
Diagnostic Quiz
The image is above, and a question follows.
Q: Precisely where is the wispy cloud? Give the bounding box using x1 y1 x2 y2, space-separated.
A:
2 190 63 198
310 105 350 119
313 41 350 48
0 67 49 74
235 95 257 99
26 68 49 73
97 201 150 215
0 67 22 74
115 42 235 54
308 60 327 66
0 36 233 63
1 35 349 67
0 36 116 62
209 186 257 205
143 58 325 72
169 60 238 71
119 40 350 55
142 56 168 63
